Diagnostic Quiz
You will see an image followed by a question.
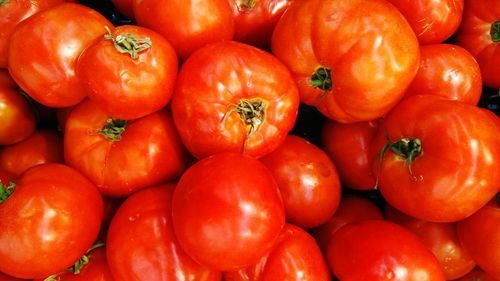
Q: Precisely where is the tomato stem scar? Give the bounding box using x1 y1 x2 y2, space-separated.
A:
491 21 500 42
234 0 256 12
99 118 128 142
104 26 152 59
0 181 15 203
311 66 332 91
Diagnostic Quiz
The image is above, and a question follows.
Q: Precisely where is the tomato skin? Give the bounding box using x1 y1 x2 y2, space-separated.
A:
271 0 419 123
327 219 446 281
171 41 299 159
404 44 482 105
385 0 464 45
107 184 221 281
0 271 25 281
77 24 178 120
385 204 476 280
64 99 187 197
172 153 285 271
457 199 500 279
7 3 112 107
454 266 500 281
260 135 341 229
370 95 500 222
0 163 104 279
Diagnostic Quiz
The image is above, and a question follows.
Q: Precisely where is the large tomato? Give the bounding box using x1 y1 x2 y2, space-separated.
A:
171 41 299 159
172 153 285 271
271 0 420 123
0 271 24 281
7 3 112 107
0 163 103 279
370 95 500 222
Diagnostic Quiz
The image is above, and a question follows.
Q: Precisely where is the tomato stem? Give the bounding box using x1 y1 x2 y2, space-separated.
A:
104 26 152 59
491 21 500 42
0 0 9 6
0 181 15 203
99 118 128 142
311 66 332 91
234 0 256 12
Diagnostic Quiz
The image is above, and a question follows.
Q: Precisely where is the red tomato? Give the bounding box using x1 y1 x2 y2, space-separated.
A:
260 134 341 229
370 95 500 222
385 0 464 45
77 24 178 120
385 204 476 280
133 0 234 60
224 223 331 281
271 0 420 123
64 99 187 197
171 41 299 159
454 266 500 281
404 44 482 105
7 3 112 107
457 198 500 279
0 271 25 281
454 0 500 89
0 128 63 176
0 0 65 68
320 119 379 190
110 0 134 20
0 163 103 279
310 195 384 254
0 169 14 185
172 153 285 271
327 219 446 280
107 184 221 281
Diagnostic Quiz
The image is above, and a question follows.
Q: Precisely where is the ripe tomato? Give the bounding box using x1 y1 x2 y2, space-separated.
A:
133 0 234 60
404 44 482 105
271 0 420 123
260 134 341 229
0 169 14 185
454 266 500 281
0 271 24 281
7 3 112 107
385 204 476 280
327 219 446 280
0 163 103 279
77 24 178 120
172 153 285 271
454 0 500 89
224 223 331 281
385 0 464 45
171 41 299 159
370 95 500 222
64 99 187 197
107 184 221 281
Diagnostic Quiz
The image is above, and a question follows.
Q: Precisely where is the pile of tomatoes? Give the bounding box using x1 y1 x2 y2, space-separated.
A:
0 0 499 280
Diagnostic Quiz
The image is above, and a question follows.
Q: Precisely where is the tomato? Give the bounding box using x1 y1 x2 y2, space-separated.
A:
0 70 36 145
107 184 221 281
327 219 446 280
310 195 384 255
64 99 187 197
385 204 476 280
271 0 420 123
171 41 299 159
259 134 341 229
0 128 63 176
454 266 500 281
454 0 500 89
133 0 234 60
77 24 178 120
0 271 25 281
385 0 464 45
224 223 331 281
172 153 285 271
7 3 112 107
457 197 500 279
320 119 379 190
110 0 134 20
370 95 500 222
0 163 103 279
404 44 482 105
0 169 14 185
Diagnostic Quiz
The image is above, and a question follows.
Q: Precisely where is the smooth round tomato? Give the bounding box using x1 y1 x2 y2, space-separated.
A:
385 0 464 45
224 223 331 281
271 0 420 123
0 163 103 279
454 266 500 281
0 271 25 281
77 24 178 120
171 41 299 159
370 95 500 222
404 44 482 105
327 219 446 280
260 134 341 229
172 153 285 271
7 3 112 107
385 204 476 280
454 0 500 89
107 184 221 281
64 99 187 197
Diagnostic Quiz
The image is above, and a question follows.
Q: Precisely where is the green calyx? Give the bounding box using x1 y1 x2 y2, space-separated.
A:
491 21 500 42
0 0 9 6
0 181 15 203
234 0 256 12
310 66 332 91
99 118 128 142
104 26 152 59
